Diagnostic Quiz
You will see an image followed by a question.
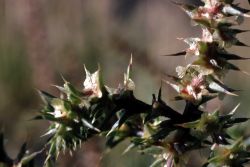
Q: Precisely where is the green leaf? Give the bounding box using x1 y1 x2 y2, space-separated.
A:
162 51 186 56
229 4 250 14
122 143 136 154
225 62 249 75
218 52 250 60
234 40 249 47
223 5 250 17
140 146 164 155
54 76 84 105
177 120 200 128
38 90 55 104
226 118 249 125
81 118 100 132
208 81 237 96
21 149 43 165
171 1 197 18
149 158 165 167
31 115 44 120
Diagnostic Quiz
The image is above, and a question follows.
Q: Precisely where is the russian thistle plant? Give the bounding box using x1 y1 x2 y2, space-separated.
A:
1 0 250 167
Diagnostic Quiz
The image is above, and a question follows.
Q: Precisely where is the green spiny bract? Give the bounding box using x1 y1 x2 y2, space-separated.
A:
27 1 250 167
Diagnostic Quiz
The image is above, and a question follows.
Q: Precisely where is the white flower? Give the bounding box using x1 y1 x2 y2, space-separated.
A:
124 74 135 91
183 38 200 56
54 106 65 118
83 66 102 98
202 28 213 42
51 99 67 118
203 0 220 9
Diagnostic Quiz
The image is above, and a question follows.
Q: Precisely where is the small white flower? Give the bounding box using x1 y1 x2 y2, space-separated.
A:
203 0 219 8
186 85 197 99
202 12 210 19
124 74 135 91
51 99 67 118
202 28 213 42
83 66 102 98
54 106 64 118
184 38 200 56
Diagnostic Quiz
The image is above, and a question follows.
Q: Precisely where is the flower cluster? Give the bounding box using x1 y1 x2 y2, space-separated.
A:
167 0 250 105
1 1 250 167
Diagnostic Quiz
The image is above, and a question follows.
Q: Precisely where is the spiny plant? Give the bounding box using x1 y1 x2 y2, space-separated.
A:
1 0 250 167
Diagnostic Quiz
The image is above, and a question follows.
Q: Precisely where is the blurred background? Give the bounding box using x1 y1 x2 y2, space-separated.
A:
0 0 250 166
